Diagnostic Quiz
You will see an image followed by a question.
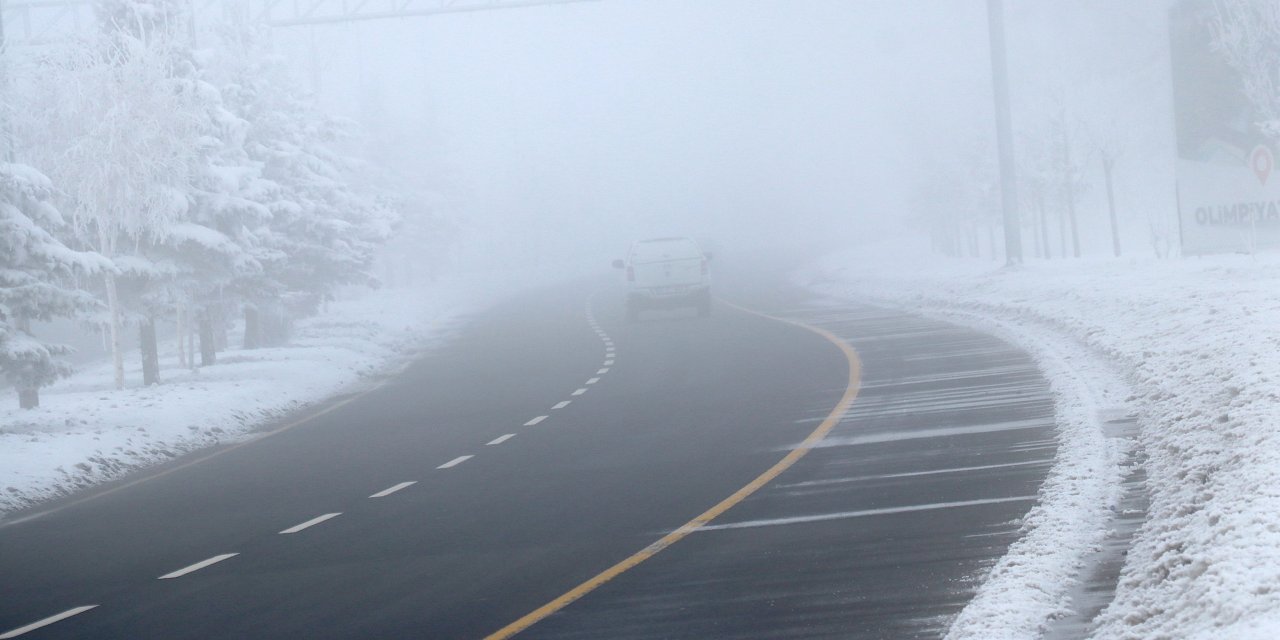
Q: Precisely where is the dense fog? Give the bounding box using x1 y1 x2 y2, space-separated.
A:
273 0 1175 271
13 4 1280 639
0 0 1188 392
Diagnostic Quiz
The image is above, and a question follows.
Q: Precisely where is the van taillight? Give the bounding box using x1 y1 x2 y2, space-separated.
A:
626 265 635 281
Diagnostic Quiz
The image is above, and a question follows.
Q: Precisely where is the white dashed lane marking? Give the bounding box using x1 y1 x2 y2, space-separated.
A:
0 606 98 639
12 297 622 636
158 553 239 580
698 496 1039 531
280 513 342 535
369 482 417 498
438 455 474 469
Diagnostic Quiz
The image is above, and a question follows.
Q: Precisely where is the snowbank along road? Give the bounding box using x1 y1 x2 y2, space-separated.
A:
1 276 1059 638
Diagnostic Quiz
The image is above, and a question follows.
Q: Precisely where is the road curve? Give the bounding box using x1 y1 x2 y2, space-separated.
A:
0 276 1056 639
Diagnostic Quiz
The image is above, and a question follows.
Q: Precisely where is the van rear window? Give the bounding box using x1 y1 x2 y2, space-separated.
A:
632 238 701 263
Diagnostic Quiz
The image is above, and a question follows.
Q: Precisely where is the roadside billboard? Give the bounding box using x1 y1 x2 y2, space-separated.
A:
1171 0 1280 255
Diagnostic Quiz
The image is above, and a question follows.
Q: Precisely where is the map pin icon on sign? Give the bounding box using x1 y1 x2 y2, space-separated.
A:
1252 145 1274 186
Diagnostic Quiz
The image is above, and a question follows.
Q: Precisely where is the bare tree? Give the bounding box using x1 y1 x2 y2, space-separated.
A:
1040 108 1092 258
1091 116 1130 258
1149 208 1178 259
1018 130 1055 259
1101 144 1123 257
909 129 1010 262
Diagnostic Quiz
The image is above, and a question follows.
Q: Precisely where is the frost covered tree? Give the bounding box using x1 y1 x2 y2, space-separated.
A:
211 27 396 340
187 86 275 354
1214 0 1280 128
249 104 395 319
357 89 458 289
96 0 184 40
130 17 272 372
0 164 106 408
11 16 199 389
6 5 399 391
379 190 458 288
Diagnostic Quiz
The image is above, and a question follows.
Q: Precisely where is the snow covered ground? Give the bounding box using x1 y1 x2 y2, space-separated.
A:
0 274 520 520
802 239 1280 639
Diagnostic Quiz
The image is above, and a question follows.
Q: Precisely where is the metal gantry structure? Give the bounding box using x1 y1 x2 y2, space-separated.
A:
258 0 599 27
0 0 597 160
1 0 598 45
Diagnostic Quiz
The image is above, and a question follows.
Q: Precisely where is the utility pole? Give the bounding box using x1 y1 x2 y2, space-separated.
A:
4 1 600 42
987 0 1022 265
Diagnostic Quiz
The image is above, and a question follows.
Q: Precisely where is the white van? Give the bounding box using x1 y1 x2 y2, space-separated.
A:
612 237 712 321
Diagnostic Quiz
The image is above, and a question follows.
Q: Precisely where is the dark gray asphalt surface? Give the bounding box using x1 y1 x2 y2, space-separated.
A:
0 275 1056 639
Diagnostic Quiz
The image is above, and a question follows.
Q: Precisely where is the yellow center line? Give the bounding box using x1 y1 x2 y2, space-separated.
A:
484 298 862 640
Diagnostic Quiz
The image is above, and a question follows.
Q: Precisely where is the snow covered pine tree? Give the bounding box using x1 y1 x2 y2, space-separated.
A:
212 28 396 339
0 164 106 408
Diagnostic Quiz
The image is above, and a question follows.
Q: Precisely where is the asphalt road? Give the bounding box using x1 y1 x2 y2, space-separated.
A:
0 274 1056 639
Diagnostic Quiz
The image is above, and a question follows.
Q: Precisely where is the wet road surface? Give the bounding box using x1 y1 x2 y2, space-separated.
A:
0 277 1056 639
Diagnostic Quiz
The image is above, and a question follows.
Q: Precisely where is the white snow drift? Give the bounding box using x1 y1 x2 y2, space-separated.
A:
804 239 1280 639
0 282 481 519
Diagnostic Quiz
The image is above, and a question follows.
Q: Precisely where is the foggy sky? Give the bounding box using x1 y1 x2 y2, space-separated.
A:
270 0 1176 270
